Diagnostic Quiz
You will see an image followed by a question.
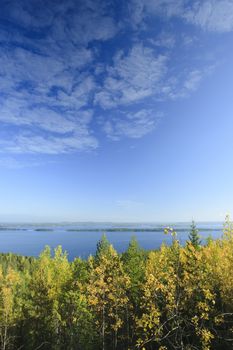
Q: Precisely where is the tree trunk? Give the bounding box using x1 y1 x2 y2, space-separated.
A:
102 305 105 350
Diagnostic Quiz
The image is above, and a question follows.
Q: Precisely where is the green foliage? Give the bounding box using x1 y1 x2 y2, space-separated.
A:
122 236 146 305
223 213 233 237
0 222 233 349
95 234 111 262
188 220 201 248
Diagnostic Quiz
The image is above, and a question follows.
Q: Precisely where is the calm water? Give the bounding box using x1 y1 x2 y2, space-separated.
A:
0 222 224 260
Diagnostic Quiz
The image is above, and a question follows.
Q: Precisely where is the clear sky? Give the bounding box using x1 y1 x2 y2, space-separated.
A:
0 0 233 222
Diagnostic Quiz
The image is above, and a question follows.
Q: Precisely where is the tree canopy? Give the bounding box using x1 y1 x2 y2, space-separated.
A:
0 223 233 349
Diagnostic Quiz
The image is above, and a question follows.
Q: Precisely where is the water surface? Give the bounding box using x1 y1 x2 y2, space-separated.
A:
0 222 223 260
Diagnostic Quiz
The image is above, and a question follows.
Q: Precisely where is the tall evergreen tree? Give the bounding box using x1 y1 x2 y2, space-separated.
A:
122 236 145 301
122 237 146 347
95 234 111 262
188 220 201 248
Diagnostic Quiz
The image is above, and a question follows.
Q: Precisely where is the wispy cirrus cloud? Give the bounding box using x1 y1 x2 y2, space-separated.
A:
95 40 211 140
0 0 119 155
128 0 233 33
184 0 233 33
95 44 168 108
103 110 163 140
0 131 98 155
0 1 100 154
0 0 119 38
159 68 206 100
0 0 232 160
0 45 97 153
128 0 184 27
148 32 176 49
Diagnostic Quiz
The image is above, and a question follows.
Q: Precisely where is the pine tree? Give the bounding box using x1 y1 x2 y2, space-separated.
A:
188 220 201 248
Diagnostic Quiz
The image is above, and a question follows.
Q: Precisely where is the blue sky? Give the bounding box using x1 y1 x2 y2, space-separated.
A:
0 0 233 222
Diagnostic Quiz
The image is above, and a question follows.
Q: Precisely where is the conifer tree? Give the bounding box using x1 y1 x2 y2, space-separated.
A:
95 234 111 262
122 236 146 303
188 220 201 248
122 237 146 347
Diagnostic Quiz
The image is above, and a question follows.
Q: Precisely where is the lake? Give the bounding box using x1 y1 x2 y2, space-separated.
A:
0 222 224 260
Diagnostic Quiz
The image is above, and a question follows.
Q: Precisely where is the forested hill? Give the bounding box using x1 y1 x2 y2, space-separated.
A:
0 221 233 350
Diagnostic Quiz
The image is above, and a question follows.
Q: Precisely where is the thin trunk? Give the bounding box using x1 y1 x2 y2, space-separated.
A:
126 305 130 348
102 305 105 350
114 329 118 349
3 325 7 350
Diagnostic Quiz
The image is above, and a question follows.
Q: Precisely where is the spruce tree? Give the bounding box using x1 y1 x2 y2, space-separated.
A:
95 234 111 262
122 236 145 301
188 220 201 248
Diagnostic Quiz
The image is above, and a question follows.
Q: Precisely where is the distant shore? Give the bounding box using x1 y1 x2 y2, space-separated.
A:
0 226 223 232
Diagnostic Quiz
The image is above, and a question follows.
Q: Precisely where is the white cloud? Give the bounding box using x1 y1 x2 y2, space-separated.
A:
68 14 118 44
0 1 121 155
0 131 98 155
0 46 93 95
0 0 228 155
148 32 176 49
95 44 168 108
184 0 233 32
183 70 203 92
94 37 215 140
0 93 98 153
145 0 184 17
50 0 119 46
0 41 96 154
128 0 184 27
129 0 233 33
1 0 119 42
159 69 205 100
103 109 163 140
0 0 56 28
1 101 78 133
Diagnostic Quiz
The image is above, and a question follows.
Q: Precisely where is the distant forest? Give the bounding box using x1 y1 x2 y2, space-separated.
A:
0 219 233 350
